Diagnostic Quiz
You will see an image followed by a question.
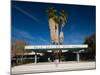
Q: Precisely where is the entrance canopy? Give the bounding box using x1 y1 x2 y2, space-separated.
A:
24 45 88 63
25 45 88 51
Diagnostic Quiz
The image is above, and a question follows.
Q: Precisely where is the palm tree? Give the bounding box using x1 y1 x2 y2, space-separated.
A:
47 7 57 61
59 10 68 62
59 10 68 44
46 7 56 45
46 8 68 62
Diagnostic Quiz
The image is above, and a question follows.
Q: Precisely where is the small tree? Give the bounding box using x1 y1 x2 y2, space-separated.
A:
12 40 27 64
83 34 96 60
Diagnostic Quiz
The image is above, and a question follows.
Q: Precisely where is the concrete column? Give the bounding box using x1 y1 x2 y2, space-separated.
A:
76 52 80 62
35 52 37 64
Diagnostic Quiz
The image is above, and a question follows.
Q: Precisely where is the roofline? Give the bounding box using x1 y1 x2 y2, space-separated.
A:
24 44 88 50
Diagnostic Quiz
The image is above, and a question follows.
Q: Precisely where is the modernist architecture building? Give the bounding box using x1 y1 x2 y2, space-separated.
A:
24 45 88 64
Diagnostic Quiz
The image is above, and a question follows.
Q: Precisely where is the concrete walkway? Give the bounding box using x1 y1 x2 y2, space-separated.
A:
12 61 95 74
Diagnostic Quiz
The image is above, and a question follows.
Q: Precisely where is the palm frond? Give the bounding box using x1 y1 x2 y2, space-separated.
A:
46 7 56 18
59 10 68 25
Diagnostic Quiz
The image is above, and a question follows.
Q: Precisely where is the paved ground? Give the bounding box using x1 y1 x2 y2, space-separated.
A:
11 61 96 74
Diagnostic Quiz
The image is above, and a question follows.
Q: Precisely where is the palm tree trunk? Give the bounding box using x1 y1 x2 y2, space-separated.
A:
49 18 56 43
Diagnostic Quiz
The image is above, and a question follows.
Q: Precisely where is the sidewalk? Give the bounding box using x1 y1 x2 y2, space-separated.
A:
12 61 95 74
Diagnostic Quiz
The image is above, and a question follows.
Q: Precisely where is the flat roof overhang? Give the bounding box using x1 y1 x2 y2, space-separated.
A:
24 45 88 52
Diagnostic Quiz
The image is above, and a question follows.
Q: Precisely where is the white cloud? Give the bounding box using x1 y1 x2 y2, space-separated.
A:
12 28 50 45
12 5 41 24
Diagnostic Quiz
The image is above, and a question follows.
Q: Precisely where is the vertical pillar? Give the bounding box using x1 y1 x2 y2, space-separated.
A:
59 50 62 62
35 52 37 64
76 52 80 62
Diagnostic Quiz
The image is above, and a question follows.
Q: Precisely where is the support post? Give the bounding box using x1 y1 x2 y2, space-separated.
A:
76 52 80 62
35 52 37 64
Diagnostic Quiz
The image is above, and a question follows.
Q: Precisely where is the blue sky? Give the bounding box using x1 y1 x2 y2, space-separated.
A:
11 1 96 45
